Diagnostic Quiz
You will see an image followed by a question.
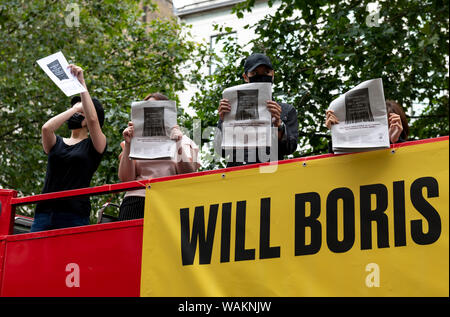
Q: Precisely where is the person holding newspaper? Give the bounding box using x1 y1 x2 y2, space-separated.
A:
215 53 299 167
118 93 200 221
31 65 106 232
325 99 409 152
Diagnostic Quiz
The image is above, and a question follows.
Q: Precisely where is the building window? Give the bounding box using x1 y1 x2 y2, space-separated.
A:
209 32 237 75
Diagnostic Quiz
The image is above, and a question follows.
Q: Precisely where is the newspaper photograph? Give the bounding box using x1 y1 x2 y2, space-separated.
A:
221 82 273 148
129 100 177 160
36 51 87 97
328 78 389 153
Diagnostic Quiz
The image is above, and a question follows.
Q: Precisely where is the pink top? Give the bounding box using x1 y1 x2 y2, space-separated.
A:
124 135 200 197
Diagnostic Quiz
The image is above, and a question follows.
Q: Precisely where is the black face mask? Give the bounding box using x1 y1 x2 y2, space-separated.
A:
67 113 85 130
248 74 273 83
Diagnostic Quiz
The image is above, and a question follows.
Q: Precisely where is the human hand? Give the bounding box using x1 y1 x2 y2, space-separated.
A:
71 101 84 113
388 113 403 143
170 125 183 141
123 121 134 144
218 99 231 121
325 110 339 129
266 100 282 127
67 64 86 87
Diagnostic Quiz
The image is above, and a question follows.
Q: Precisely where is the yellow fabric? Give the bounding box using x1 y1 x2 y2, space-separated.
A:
141 139 449 296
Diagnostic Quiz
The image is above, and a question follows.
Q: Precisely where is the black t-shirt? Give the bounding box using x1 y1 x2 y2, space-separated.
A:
35 136 106 217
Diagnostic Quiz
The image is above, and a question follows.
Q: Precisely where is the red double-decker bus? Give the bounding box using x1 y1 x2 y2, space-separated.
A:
1 136 448 297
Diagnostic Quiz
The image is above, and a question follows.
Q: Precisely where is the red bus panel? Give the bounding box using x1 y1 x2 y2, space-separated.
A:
0 219 143 297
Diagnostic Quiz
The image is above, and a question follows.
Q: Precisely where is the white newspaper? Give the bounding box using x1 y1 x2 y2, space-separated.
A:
328 78 389 153
221 83 272 148
129 100 177 160
36 51 87 97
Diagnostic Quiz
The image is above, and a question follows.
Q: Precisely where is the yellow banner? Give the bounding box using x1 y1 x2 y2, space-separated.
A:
141 138 449 296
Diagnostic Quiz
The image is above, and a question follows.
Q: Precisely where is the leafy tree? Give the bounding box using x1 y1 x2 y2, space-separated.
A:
1 0 448 220
0 0 204 217
189 0 449 162
187 27 248 170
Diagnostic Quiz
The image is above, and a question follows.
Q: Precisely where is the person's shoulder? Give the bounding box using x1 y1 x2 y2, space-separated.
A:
52 135 64 148
279 102 297 115
46 135 63 155
86 137 107 156
279 101 293 109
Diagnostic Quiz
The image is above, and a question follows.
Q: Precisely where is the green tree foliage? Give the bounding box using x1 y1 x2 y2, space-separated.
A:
1 0 448 218
189 0 449 161
0 0 203 215
187 27 248 170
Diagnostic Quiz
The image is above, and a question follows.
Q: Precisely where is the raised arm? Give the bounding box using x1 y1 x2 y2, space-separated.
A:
68 64 106 154
118 122 137 182
41 103 83 154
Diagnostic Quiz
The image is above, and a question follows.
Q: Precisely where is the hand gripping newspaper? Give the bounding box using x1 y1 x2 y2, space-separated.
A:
36 51 87 97
328 78 389 153
129 100 178 160
221 82 273 149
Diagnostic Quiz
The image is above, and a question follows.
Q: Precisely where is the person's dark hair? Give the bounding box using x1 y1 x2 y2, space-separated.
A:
386 99 409 140
144 93 169 101
70 96 105 127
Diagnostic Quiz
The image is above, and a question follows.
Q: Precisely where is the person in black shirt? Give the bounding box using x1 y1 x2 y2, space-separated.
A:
215 53 299 167
31 65 107 232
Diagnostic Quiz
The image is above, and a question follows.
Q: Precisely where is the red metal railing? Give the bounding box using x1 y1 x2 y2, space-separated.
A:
1 135 449 236
0 179 152 236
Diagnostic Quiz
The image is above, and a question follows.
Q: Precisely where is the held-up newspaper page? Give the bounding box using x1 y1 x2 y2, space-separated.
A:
328 78 389 153
221 82 272 148
36 51 87 97
129 100 177 160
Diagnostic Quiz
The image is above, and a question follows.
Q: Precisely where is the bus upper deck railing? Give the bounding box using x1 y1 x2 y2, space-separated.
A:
1 136 448 237
0 179 149 236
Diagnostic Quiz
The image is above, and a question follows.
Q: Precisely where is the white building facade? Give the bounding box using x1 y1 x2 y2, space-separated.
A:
172 0 281 112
